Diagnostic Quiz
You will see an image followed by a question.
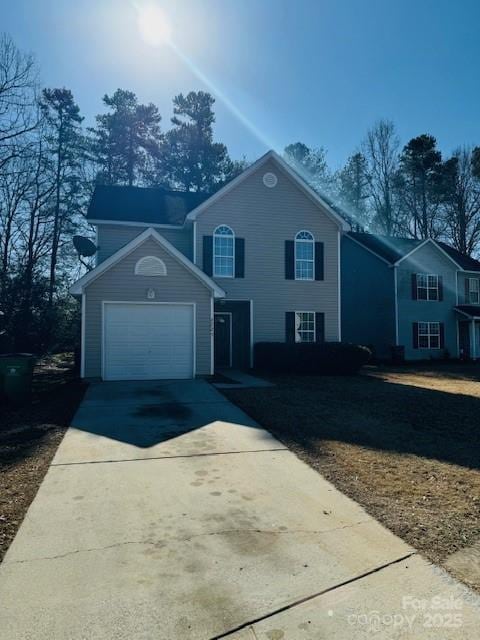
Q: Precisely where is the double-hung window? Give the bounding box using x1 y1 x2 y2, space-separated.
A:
295 231 314 280
213 225 234 277
295 311 315 343
417 322 441 349
417 274 439 301
468 278 480 304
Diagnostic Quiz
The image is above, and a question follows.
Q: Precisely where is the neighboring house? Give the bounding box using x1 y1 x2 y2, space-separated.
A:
70 151 348 380
342 233 480 360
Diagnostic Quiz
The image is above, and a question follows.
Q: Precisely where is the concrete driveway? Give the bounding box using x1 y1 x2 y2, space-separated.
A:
0 380 479 639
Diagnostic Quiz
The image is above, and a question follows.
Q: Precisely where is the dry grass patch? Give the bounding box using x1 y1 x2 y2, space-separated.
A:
223 363 480 589
0 353 86 562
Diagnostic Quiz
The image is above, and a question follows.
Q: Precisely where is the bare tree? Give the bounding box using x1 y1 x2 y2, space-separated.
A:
443 147 480 256
0 33 38 172
363 119 401 234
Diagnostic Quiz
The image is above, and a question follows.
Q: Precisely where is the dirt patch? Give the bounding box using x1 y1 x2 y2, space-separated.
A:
0 353 86 562
223 363 480 590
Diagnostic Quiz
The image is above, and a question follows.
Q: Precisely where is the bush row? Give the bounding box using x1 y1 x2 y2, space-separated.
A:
254 342 371 375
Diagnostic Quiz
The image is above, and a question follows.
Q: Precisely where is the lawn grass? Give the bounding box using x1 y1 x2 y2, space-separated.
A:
223 362 480 589
0 353 87 562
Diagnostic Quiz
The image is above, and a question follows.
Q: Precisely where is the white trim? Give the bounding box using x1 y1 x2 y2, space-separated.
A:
294 310 316 343
337 230 342 341
394 266 399 345
210 296 214 375
134 255 167 276
455 308 480 319
213 224 235 279
249 299 254 368
80 293 86 378
101 301 196 380
415 273 440 301
294 230 315 281
214 312 233 367
416 320 441 350
193 221 197 265
186 150 350 231
394 238 463 270
70 227 225 299
346 234 392 265
89 219 183 229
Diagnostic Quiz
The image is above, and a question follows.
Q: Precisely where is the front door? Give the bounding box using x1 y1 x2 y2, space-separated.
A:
214 313 232 368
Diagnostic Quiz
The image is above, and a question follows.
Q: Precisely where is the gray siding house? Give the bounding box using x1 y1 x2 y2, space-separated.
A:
70 151 348 380
342 233 480 360
70 149 480 380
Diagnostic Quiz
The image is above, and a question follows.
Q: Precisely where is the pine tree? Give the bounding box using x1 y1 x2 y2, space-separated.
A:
89 89 162 186
156 91 238 192
337 152 370 229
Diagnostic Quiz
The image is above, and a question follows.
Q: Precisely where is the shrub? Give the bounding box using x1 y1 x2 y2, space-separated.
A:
254 342 371 375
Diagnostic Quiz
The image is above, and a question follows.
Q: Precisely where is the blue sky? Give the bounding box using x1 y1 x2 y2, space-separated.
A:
4 0 480 168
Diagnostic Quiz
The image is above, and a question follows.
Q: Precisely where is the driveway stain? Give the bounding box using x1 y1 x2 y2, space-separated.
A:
133 403 192 421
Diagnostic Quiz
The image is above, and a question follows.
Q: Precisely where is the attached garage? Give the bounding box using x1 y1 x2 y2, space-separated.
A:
70 228 225 380
103 303 195 381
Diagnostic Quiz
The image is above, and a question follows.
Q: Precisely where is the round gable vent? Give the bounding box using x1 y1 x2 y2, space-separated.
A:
263 172 278 188
135 256 167 276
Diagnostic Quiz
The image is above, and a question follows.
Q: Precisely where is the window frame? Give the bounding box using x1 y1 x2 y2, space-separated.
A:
468 277 480 304
294 230 315 281
416 273 439 301
213 225 235 279
294 310 316 343
417 321 441 349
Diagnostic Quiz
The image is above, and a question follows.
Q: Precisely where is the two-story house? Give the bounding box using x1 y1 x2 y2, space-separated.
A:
70 151 348 380
342 232 480 360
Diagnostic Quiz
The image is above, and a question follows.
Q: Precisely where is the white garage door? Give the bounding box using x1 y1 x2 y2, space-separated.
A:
103 303 194 381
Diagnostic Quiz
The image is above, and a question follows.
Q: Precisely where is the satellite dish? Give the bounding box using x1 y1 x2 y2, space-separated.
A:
73 235 97 257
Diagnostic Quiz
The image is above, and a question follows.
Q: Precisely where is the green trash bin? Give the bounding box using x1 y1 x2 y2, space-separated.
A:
0 353 35 405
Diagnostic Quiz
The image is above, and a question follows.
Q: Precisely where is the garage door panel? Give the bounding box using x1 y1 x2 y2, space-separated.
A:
104 303 194 380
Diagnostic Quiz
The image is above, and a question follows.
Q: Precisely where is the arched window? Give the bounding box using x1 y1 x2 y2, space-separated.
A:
134 256 167 276
295 230 315 280
213 225 235 277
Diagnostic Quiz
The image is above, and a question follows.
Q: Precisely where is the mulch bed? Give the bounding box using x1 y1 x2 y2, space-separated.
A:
223 363 480 590
0 353 87 562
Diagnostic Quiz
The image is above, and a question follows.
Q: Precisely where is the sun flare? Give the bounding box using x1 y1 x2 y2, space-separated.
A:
136 3 172 47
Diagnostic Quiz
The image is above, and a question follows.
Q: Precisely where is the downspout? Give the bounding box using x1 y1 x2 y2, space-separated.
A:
394 265 399 346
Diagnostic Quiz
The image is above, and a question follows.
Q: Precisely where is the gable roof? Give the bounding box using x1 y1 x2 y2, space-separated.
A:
186 150 351 231
348 232 480 271
70 227 225 298
437 242 480 272
87 185 211 226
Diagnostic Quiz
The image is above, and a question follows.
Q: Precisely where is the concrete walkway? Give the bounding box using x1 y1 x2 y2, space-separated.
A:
0 380 479 639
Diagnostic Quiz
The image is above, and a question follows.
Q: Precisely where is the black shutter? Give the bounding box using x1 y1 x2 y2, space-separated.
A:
285 241 295 279
465 277 470 303
439 323 445 348
315 242 324 280
412 322 419 349
438 275 443 301
286 312 296 343
411 273 418 300
203 236 213 276
235 238 245 278
315 312 325 343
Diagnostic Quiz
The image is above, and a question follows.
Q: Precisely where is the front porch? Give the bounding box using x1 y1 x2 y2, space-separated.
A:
456 305 480 360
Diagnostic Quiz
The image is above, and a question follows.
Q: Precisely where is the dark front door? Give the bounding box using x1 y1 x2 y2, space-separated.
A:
214 313 232 368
